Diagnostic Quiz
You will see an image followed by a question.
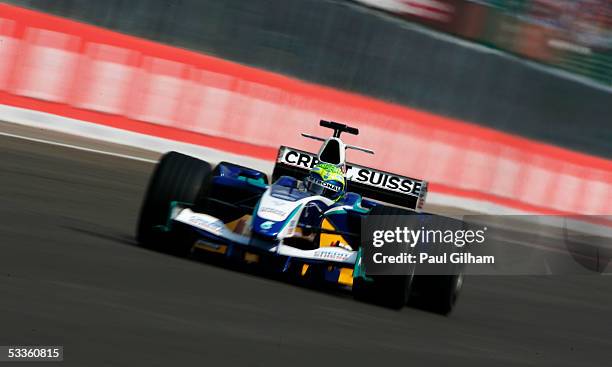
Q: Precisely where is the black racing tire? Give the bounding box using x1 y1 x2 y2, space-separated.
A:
353 205 415 309
410 273 463 316
353 274 411 309
409 214 465 315
136 151 212 251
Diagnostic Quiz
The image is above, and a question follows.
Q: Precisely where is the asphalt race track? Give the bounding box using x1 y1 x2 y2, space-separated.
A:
1 130 611 367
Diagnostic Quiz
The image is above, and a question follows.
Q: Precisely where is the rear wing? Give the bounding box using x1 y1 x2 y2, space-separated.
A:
272 146 428 211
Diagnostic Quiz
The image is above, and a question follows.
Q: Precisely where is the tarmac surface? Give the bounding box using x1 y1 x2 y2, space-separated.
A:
1 126 611 366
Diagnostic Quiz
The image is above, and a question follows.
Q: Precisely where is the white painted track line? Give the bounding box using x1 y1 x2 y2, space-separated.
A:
0 131 158 163
0 104 275 172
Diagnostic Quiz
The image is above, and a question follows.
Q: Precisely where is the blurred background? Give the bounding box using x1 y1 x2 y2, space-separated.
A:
6 0 611 157
1 3 611 365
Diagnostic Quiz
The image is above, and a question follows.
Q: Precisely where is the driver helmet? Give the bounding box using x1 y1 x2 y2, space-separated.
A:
304 163 345 201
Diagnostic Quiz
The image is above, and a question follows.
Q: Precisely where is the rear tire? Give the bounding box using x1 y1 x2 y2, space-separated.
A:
409 216 464 315
353 274 411 309
411 273 463 315
353 205 414 309
137 151 212 252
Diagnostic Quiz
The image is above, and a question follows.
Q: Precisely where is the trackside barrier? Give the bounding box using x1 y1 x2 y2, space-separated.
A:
0 4 610 215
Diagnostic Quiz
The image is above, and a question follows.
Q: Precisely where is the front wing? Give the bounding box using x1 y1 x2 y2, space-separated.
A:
171 208 361 286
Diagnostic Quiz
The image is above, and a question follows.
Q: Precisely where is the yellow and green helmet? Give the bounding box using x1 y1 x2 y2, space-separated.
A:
305 163 346 201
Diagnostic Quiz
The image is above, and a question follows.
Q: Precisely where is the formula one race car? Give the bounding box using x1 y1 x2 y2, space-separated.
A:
137 120 463 314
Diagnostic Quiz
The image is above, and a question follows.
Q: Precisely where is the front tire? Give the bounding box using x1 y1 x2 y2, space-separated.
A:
137 151 212 252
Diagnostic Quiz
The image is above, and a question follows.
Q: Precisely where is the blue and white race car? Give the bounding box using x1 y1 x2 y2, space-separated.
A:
137 120 463 314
